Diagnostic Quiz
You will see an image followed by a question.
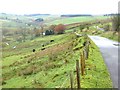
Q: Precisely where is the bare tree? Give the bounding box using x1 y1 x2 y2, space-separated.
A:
39 22 47 35
19 27 27 42
33 27 41 37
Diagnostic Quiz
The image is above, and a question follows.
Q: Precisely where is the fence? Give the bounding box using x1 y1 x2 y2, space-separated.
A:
58 38 90 89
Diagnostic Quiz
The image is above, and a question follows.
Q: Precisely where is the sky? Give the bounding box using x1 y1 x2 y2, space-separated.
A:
0 0 119 15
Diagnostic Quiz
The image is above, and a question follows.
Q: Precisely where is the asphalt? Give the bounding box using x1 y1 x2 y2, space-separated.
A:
88 35 119 88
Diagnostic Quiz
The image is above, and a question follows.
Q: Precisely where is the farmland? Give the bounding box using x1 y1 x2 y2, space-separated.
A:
2 33 112 88
1 13 116 88
45 16 109 25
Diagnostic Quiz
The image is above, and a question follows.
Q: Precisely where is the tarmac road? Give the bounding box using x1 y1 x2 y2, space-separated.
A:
88 35 119 88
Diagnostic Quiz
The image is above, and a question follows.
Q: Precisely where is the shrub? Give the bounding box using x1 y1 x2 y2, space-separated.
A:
54 24 65 34
79 25 86 32
103 24 110 31
45 30 54 35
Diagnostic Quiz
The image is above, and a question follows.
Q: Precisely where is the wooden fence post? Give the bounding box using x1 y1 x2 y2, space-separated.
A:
86 40 90 59
84 47 87 60
70 72 73 90
81 52 84 76
76 60 80 89
83 49 86 68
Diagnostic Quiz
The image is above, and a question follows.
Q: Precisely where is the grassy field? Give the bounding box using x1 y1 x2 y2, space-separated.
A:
1 13 108 29
1 13 114 88
45 16 108 25
2 33 112 88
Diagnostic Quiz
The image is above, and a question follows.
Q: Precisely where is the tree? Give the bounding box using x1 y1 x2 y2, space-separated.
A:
54 24 65 34
111 14 120 32
49 25 56 31
45 30 54 35
39 22 47 36
33 28 41 37
18 27 27 42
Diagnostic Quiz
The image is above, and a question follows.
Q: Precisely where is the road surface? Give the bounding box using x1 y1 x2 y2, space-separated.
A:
88 35 119 88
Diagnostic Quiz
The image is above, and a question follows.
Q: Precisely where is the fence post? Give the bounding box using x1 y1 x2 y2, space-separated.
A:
76 60 80 89
84 47 87 60
86 40 90 59
80 53 84 76
70 71 73 90
83 49 85 69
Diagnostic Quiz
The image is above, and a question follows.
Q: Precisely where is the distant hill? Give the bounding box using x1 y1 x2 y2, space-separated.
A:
104 14 119 16
24 14 50 16
61 14 92 17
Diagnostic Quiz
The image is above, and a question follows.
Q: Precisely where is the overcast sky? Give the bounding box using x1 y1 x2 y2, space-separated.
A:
0 0 119 15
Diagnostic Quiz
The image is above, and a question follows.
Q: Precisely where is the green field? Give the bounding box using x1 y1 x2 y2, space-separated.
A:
45 16 108 25
1 13 108 28
2 33 112 88
1 13 114 88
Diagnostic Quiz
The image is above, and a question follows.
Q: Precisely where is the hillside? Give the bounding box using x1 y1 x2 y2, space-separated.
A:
2 33 112 88
1 13 116 88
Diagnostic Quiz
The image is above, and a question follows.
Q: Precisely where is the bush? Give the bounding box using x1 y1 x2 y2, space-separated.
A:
103 24 110 31
79 25 86 32
45 30 54 35
54 24 65 34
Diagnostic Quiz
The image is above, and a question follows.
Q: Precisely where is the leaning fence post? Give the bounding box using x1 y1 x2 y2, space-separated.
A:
76 60 80 88
70 71 73 90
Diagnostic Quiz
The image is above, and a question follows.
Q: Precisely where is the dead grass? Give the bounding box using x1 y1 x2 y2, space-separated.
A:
8 40 74 67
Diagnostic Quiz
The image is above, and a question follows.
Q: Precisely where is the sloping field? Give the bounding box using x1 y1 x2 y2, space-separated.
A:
2 33 112 88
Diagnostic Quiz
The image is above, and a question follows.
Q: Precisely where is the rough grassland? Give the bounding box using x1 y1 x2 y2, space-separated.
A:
2 33 112 88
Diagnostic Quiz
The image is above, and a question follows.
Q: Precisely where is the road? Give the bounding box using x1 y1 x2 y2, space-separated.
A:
88 35 119 88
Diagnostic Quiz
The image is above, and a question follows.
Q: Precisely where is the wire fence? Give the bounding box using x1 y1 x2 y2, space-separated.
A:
58 37 90 89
